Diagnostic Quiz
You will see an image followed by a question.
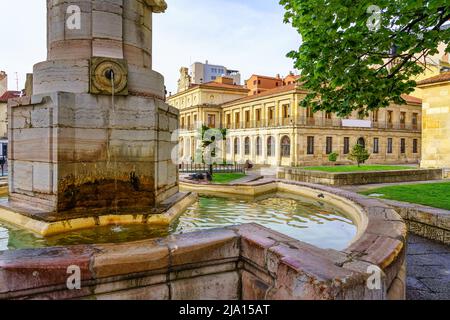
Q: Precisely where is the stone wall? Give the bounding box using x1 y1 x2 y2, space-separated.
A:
8 92 179 214
419 79 450 169
0 72 6 96
277 167 443 186
382 199 450 245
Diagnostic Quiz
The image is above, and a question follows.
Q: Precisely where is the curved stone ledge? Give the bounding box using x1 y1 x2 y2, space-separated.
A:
0 192 197 236
0 180 407 300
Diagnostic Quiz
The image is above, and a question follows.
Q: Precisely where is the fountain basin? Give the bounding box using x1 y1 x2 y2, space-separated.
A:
0 180 407 300
1 192 356 251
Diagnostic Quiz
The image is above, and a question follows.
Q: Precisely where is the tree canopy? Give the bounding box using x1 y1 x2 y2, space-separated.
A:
280 0 450 116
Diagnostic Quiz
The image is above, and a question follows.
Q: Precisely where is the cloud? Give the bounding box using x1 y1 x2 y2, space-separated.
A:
154 0 301 92
0 0 300 93
0 0 46 90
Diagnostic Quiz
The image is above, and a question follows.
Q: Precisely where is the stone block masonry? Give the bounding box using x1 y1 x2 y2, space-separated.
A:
277 167 443 186
8 93 179 215
4 0 183 218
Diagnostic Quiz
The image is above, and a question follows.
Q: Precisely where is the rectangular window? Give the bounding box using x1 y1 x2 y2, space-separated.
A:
401 138 406 154
245 110 250 123
413 139 418 154
226 114 231 126
388 111 393 123
412 113 418 129
283 105 290 118
306 107 314 118
256 109 261 122
400 112 406 128
235 113 240 127
387 138 393 154
372 110 379 122
325 112 332 120
268 108 274 120
343 137 350 154
326 137 333 154
373 138 379 154
307 136 315 155
207 114 216 128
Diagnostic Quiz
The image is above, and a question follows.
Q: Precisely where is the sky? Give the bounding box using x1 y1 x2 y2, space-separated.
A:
0 0 301 93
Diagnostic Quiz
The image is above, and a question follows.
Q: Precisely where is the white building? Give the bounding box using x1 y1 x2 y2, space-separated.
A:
190 61 241 86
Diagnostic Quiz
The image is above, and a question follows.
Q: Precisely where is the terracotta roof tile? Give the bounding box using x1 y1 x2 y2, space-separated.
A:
401 94 422 105
197 81 247 90
0 91 21 103
223 84 305 106
417 71 450 86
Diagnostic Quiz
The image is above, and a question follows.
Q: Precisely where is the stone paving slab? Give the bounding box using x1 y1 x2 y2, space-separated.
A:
407 234 450 300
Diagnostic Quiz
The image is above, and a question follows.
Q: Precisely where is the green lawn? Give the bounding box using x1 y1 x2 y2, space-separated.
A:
212 173 246 184
360 182 450 210
299 165 415 173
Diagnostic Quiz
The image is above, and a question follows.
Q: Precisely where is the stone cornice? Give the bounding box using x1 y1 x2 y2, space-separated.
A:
145 0 168 13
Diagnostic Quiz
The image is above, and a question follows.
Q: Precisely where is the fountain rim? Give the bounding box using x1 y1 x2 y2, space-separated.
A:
0 179 407 300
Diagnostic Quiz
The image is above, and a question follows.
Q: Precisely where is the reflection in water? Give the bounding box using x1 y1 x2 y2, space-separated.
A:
0 192 356 251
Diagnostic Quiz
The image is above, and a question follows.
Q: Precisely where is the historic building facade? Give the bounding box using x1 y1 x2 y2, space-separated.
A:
417 71 450 171
168 75 422 167
167 76 249 161
0 72 22 157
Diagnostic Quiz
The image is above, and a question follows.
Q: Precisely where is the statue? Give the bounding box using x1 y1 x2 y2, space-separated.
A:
177 67 192 93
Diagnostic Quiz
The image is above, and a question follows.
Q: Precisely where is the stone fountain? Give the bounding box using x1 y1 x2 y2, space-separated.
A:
0 0 194 233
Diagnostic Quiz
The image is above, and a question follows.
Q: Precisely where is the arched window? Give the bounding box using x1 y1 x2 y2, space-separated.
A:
256 137 262 156
234 138 240 155
281 136 291 157
267 136 275 157
226 138 231 154
244 137 251 156
357 137 366 149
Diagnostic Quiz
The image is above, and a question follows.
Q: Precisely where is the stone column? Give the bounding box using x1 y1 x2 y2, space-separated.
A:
291 133 296 167
276 133 282 166
262 134 267 165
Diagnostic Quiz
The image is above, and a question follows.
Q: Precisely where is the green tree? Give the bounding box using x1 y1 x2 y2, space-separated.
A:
280 0 449 116
328 152 339 163
198 125 227 175
348 144 370 167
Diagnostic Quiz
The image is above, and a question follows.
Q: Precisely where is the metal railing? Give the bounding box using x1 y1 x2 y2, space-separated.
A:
179 163 245 174
220 116 421 131
0 156 7 177
179 116 421 132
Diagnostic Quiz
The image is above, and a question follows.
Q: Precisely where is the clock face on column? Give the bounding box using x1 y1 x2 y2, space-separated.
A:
90 57 129 96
